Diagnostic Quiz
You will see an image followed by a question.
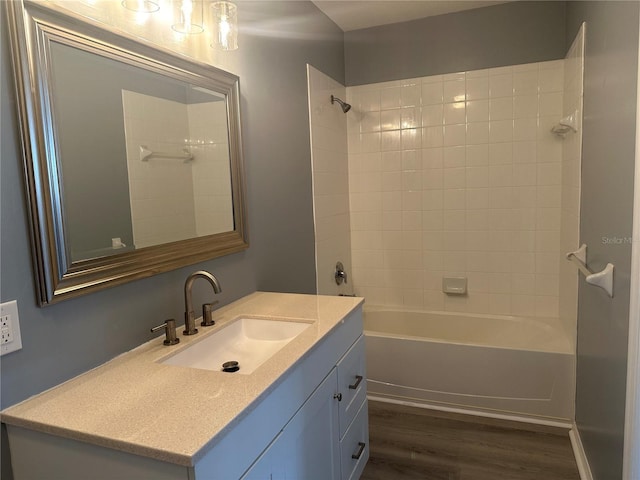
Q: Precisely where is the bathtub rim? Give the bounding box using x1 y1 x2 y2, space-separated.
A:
363 304 574 355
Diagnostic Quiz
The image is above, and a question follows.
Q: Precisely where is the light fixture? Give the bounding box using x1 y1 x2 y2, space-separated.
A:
121 0 160 13
172 0 204 34
118 0 239 50
211 1 238 51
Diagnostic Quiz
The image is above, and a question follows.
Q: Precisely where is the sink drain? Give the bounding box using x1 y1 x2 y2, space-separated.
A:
222 361 240 373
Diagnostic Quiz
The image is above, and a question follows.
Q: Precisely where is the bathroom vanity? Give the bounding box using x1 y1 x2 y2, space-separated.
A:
1 293 368 480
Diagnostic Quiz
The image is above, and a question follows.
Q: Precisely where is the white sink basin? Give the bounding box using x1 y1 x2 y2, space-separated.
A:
161 317 312 374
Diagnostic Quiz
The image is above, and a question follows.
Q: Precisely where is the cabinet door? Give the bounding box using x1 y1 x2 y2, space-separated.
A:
336 335 367 438
270 369 341 480
240 431 283 480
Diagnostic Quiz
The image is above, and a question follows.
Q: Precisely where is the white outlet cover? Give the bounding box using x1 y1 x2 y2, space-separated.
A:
1 300 23 355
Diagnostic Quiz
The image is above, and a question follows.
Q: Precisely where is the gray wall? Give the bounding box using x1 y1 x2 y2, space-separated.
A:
237 1 344 292
344 1 567 86
566 3 639 479
1 0 343 407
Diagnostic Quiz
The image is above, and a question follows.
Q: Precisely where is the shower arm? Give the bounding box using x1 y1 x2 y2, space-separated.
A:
330 95 351 113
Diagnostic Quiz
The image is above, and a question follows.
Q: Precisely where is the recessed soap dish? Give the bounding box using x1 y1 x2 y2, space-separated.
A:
442 276 467 295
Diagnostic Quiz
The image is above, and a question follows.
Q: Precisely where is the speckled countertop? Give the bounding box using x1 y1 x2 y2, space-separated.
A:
0 292 364 467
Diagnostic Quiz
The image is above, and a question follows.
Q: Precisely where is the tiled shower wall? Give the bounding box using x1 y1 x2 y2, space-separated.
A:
308 65 353 295
189 101 234 237
346 60 573 318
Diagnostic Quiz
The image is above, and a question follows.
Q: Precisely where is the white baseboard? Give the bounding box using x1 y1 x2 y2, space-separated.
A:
569 423 594 480
367 394 573 429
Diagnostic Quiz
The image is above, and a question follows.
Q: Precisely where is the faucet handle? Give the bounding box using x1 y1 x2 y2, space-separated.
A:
151 319 180 346
201 301 219 327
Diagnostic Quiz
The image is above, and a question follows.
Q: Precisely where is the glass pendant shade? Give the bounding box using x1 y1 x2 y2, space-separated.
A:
172 0 204 34
121 0 159 13
211 1 238 51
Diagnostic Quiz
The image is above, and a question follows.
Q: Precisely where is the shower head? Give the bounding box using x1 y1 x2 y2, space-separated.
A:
331 95 351 113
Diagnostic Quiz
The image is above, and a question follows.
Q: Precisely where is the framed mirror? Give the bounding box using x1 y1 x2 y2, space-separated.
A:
5 1 248 305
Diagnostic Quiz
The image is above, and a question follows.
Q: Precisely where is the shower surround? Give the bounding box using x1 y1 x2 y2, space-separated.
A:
346 59 578 326
308 29 584 421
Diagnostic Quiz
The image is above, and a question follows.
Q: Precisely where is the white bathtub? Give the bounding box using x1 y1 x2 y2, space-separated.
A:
364 306 575 421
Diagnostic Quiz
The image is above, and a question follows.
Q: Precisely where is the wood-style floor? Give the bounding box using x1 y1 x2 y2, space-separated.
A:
361 401 581 480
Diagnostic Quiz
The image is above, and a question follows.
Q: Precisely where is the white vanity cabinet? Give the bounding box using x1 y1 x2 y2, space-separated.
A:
242 335 369 480
4 299 368 480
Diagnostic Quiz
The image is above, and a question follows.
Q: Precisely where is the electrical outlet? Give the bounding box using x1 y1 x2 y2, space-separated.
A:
0 300 22 355
1 315 13 343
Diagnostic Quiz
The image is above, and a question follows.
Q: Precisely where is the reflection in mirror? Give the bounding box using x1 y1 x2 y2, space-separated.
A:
49 42 234 261
5 0 247 305
122 89 233 250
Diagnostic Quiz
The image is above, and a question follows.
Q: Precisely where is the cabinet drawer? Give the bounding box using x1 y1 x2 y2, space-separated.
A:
339 399 369 480
337 335 367 438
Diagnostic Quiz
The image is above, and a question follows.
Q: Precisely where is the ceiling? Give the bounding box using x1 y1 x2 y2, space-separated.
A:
312 1 509 32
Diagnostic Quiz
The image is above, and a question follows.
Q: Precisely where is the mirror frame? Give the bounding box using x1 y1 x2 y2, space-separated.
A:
5 0 248 305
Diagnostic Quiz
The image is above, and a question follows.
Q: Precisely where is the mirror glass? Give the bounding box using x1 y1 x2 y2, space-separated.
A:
6 1 248 305
49 42 234 261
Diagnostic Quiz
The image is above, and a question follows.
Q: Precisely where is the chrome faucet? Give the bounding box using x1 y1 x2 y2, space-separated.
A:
184 270 221 335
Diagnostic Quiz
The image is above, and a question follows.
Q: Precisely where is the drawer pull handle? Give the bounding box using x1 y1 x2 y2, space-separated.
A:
351 442 366 460
348 375 363 390
334 393 342 401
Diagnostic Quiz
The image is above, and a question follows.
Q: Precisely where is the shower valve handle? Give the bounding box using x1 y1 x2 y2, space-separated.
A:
335 261 348 285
